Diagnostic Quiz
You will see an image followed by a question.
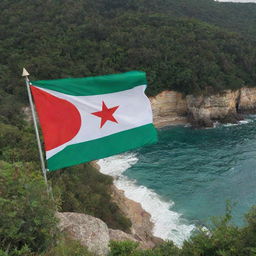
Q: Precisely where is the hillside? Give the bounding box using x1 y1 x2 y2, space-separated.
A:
1 0 256 126
1 0 256 255
133 0 256 39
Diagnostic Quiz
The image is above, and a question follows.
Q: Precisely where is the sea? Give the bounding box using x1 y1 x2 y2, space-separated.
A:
98 115 256 246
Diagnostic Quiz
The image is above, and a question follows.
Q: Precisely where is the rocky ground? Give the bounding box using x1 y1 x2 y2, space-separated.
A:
56 186 163 256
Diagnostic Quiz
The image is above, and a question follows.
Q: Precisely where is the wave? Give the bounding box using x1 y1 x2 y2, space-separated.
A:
213 118 255 128
98 153 195 246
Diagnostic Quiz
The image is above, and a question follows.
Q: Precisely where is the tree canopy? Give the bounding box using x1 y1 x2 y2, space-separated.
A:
1 0 256 125
1 1 256 254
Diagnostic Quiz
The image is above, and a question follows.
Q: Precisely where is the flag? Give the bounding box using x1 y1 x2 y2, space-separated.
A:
30 71 158 171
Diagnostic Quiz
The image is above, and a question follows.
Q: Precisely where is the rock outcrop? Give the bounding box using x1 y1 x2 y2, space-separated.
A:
150 90 188 128
186 90 240 127
109 228 138 243
56 211 162 256
151 87 256 128
238 87 256 112
111 185 163 249
56 212 110 256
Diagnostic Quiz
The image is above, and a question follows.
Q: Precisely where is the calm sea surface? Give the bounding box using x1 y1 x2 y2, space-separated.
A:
125 116 256 227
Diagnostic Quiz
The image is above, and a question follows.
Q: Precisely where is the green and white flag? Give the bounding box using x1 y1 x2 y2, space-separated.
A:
31 71 158 171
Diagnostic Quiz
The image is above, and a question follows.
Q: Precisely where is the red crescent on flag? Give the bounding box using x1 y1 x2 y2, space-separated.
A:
31 86 81 151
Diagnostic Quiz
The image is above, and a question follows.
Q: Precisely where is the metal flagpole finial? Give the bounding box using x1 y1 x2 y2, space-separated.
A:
22 68 30 77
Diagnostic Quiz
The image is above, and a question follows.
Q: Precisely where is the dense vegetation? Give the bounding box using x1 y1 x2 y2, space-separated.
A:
109 205 256 256
0 161 58 255
50 164 131 231
1 0 256 255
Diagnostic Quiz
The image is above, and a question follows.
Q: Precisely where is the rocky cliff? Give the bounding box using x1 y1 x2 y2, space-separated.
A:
111 185 163 249
150 90 188 128
186 90 240 127
56 211 161 256
151 87 256 128
238 87 256 113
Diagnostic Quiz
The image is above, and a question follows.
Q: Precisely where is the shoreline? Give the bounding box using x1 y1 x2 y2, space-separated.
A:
91 159 162 249
96 154 194 247
94 114 256 246
91 87 256 247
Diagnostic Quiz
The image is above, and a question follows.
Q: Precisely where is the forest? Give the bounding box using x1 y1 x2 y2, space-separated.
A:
1 0 256 255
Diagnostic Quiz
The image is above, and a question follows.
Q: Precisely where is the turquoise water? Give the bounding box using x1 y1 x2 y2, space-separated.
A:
125 116 256 227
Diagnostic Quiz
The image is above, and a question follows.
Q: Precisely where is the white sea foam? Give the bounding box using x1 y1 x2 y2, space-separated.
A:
98 153 195 246
223 119 253 127
239 119 253 125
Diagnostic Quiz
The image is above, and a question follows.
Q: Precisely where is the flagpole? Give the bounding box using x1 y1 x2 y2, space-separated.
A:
22 68 49 192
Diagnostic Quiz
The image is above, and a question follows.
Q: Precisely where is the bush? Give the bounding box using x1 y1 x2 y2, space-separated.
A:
0 161 59 255
108 241 139 256
43 238 93 256
50 163 132 232
108 206 256 256
109 240 180 256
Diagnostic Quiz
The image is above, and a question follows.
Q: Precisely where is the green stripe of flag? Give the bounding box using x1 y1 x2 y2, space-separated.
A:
32 71 147 96
47 124 158 171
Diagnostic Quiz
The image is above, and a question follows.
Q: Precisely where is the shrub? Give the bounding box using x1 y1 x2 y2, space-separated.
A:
0 161 59 255
43 238 93 256
50 164 132 232
108 241 139 256
109 240 180 256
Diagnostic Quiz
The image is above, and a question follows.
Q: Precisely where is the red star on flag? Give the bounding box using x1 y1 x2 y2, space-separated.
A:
92 101 119 128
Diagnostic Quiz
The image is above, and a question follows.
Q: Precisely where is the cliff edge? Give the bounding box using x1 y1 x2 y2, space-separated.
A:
151 87 256 128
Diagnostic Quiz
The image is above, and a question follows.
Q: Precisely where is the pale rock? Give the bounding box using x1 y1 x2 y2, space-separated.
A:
56 212 110 256
186 90 240 126
238 87 256 111
150 90 188 128
111 186 163 249
109 228 138 243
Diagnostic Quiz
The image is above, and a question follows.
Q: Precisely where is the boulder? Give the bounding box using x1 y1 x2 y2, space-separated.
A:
56 212 110 256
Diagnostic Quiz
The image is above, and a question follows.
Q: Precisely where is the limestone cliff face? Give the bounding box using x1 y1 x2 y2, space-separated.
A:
238 87 256 112
150 90 188 128
151 87 256 128
186 90 240 127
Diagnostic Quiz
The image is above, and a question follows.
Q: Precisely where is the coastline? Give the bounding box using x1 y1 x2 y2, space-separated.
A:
93 87 256 247
55 86 256 251
91 160 163 249
111 185 163 248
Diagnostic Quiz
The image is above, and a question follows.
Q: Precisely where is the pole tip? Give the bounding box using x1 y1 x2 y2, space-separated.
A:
22 67 30 77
